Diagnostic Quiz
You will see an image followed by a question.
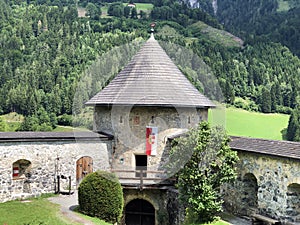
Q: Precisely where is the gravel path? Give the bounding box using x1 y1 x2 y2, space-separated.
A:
48 191 95 225
49 192 252 225
224 217 252 225
222 213 252 225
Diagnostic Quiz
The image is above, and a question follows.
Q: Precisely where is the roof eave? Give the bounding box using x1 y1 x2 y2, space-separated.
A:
85 103 215 109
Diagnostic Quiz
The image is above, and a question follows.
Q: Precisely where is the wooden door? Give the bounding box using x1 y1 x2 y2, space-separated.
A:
76 156 93 184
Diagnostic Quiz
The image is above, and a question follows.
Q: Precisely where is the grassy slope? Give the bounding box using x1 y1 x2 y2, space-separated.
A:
0 112 23 131
0 197 112 225
277 0 290 12
0 198 75 225
223 107 289 140
188 21 244 48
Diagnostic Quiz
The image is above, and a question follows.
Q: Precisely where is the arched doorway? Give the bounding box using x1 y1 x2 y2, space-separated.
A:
287 183 300 222
242 173 258 213
76 156 93 184
125 199 155 225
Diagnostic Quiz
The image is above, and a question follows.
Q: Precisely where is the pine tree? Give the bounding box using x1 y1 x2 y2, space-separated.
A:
286 108 300 142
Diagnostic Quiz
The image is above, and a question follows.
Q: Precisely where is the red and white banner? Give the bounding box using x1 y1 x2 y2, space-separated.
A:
146 126 158 156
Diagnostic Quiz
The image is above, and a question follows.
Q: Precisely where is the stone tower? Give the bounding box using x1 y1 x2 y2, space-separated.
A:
86 34 214 225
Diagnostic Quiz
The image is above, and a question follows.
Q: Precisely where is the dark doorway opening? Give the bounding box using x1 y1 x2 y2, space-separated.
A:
135 155 147 177
242 173 258 212
125 199 155 225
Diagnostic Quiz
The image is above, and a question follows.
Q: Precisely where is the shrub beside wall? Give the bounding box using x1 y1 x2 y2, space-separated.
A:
78 171 123 224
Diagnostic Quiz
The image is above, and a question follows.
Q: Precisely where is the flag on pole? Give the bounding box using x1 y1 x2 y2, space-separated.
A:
146 126 158 156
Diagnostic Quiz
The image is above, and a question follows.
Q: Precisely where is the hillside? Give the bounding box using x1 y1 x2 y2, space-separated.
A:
0 0 299 139
187 21 243 48
209 0 300 57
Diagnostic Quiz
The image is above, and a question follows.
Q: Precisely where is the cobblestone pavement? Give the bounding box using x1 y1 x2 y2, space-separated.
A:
48 191 95 225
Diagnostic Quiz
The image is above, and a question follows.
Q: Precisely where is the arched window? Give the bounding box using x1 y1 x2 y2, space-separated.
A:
12 159 32 179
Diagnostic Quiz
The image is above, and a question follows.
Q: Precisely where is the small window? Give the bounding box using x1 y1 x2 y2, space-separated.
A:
135 155 147 177
188 116 191 124
12 159 32 180
133 116 140 126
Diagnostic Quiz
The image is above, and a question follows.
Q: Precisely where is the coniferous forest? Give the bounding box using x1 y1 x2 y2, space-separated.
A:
0 0 299 141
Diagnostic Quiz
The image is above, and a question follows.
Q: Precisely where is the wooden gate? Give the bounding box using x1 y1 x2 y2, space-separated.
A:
125 199 155 225
76 156 93 184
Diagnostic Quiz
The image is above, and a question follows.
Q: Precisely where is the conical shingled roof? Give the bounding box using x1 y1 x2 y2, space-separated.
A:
85 34 215 108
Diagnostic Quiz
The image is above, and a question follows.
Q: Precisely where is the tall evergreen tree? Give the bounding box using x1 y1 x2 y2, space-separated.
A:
286 108 300 142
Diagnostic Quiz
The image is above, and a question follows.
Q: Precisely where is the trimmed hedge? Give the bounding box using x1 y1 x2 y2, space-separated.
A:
78 171 123 224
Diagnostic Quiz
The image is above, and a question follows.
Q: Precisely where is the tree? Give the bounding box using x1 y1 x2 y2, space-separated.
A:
85 3 101 20
0 117 7 131
131 7 137 19
139 10 146 19
107 3 124 17
168 122 239 223
123 6 130 18
286 108 300 142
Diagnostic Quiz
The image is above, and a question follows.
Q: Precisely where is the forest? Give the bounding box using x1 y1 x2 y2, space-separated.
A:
0 0 299 141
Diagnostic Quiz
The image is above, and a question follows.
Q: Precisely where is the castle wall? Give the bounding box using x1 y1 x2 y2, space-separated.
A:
0 140 110 202
223 151 300 223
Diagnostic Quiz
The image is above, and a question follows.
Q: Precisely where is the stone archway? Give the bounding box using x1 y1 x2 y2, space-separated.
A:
125 199 155 225
242 173 258 214
286 183 300 222
76 156 93 184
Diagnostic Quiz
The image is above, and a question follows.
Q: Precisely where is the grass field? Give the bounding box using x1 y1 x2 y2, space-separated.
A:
210 107 290 140
0 196 75 225
101 3 153 16
0 195 112 225
277 0 290 11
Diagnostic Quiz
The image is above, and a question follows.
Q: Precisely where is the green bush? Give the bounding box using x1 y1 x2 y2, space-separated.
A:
78 171 123 224
57 114 72 126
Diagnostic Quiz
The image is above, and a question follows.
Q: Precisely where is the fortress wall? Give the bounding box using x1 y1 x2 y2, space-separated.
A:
0 140 110 202
223 151 300 223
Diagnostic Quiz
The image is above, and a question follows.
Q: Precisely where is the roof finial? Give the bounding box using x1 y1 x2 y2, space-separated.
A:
150 22 156 39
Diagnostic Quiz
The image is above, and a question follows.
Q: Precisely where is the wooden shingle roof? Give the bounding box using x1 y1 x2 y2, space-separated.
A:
0 131 113 142
230 136 300 160
85 34 215 108
167 133 300 160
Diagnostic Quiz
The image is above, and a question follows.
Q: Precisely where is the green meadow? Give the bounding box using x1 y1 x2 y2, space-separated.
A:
210 107 290 140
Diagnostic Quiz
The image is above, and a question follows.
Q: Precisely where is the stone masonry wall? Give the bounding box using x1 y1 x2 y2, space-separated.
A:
94 106 207 173
0 140 110 202
223 151 300 223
